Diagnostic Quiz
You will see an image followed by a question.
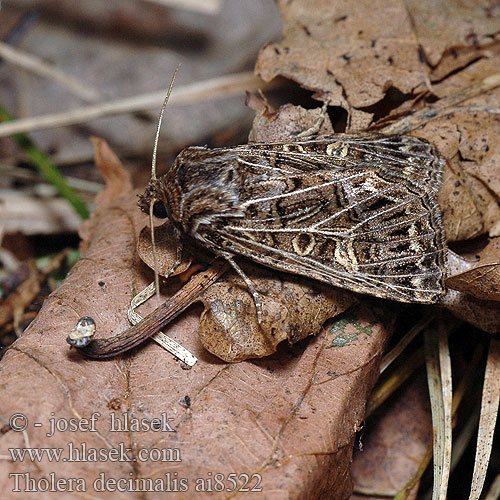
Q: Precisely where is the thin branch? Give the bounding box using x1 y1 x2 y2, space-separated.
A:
0 72 280 138
0 41 100 102
143 0 222 14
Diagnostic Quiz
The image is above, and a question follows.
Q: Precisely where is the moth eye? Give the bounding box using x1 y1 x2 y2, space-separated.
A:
152 201 168 219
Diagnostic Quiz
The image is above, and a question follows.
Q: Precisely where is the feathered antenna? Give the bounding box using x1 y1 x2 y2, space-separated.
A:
150 63 181 301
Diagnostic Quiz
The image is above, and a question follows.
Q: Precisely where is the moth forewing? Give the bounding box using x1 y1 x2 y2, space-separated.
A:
141 133 447 308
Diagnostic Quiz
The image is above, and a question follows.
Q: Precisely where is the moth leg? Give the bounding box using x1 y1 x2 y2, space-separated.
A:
220 252 263 324
294 101 329 139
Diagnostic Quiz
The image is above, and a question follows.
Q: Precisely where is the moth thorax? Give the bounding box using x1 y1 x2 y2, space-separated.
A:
166 155 242 234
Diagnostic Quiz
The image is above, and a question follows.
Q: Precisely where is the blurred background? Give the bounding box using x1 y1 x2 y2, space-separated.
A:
0 0 282 342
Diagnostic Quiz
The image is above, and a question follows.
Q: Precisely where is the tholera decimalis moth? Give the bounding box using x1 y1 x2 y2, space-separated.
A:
139 133 447 311
68 73 448 360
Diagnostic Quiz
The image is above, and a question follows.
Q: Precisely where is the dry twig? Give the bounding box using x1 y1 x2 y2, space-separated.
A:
0 41 99 102
0 72 280 138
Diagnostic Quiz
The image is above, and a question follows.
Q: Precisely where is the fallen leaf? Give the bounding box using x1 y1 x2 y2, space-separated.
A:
256 0 429 127
256 0 499 126
351 374 432 499
198 261 356 362
438 157 485 241
138 223 191 278
0 149 392 498
409 52 500 241
90 136 133 208
247 93 334 142
405 0 499 68
447 237 500 302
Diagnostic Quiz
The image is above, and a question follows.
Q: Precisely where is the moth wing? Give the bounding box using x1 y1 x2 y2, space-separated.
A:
235 134 442 188
198 136 446 303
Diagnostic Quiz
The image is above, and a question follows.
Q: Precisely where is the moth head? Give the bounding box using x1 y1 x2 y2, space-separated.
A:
138 178 168 218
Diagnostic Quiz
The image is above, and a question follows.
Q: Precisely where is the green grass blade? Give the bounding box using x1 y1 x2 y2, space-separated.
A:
0 103 90 219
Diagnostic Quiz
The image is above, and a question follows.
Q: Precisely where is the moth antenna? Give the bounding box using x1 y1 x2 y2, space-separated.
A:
151 63 181 180
149 200 161 302
150 63 181 301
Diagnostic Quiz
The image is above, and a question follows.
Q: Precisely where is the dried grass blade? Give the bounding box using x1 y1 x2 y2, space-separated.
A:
395 339 484 499
366 347 424 416
424 321 453 500
379 311 434 374
468 337 500 500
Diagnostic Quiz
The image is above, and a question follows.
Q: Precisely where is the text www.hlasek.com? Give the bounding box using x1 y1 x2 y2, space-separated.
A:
9 442 180 463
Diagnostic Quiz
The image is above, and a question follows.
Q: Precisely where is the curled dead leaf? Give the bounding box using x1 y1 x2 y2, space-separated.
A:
198 261 357 362
247 94 334 142
405 0 499 68
137 223 191 278
411 55 500 242
440 251 500 333
447 237 500 303
438 158 485 241
255 0 428 128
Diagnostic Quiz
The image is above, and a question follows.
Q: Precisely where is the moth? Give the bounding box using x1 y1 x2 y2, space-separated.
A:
69 71 448 358
138 132 447 322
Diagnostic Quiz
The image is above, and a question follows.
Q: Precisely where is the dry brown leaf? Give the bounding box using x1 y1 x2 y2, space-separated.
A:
410 53 500 241
256 0 499 118
442 291 500 334
406 0 499 68
198 261 356 362
256 0 428 127
440 254 500 333
438 157 485 241
247 92 334 142
0 142 392 499
138 223 191 278
430 45 493 84
90 136 133 207
78 137 133 249
351 374 432 499
447 237 500 302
